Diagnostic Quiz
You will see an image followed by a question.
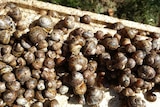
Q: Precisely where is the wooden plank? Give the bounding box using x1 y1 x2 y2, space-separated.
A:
1 0 159 34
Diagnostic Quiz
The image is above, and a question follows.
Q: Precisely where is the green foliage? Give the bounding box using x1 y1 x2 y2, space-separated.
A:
40 0 160 26
117 0 160 26
40 0 116 13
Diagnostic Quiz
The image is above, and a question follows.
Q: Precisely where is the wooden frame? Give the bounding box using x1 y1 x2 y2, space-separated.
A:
0 0 160 34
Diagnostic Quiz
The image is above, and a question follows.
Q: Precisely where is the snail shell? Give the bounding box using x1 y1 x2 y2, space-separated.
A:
29 26 48 44
7 6 22 21
0 65 13 75
103 37 120 50
138 65 156 80
74 81 87 95
145 91 157 102
38 15 54 31
69 54 88 72
1 45 12 55
0 15 15 30
31 102 43 107
80 15 91 24
6 81 21 91
63 16 75 29
3 90 17 106
86 87 103 106
12 43 24 57
51 29 64 42
15 66 31 83
0 82 6 93
128 96 146 107
71 72 84 87
0 30 11 44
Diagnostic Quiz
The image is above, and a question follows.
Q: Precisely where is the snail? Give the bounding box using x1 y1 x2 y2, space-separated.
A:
83 37 98 56
35 50 46 58
135 40 152 53
126 58 136 69
25 78 38 89
138 65 156 80
113 52 128 70
51 41 63 51
48 10 59 18
96 44 105 55
73 27 85 36
44 88 57 99
119 74 130 87
12 43 24 57
3 90 17 106
31 102 43 107
122 88 135 96
127 96 146 107
2 72 16 82
121 38 131 46
43 99 60 107
0 30 12 44
38 15 54 31
41 68 56 81
82 30 94 38
37 39 48 50
35 91 45 102
37 80 45 91
32 58 44 70
50 99 60 107
125 44 136 53
6 81 21 91
145 91 157 102
24 89 35 101
16 96 28 106
51 29 64 42
0 82 6 93
2 53 15 64
152 38 160 50
29 26 48 44
0 15 15 30
63 16 75 29
94 30 104 40
113 22 125 30
17 57 26 66
102 37 120 50
144 51 160 68
83 70 96 86
80 14 91 24
69 35 86 55
21 38 32 49
0 65 13 75
69 54 88 72
86 87 103 106
0 2 160 106
126 28 138 39
1 45 12 55
134 78 144 88
15 66 31 83
24 51 35 64
132 50 146 65
7 6 22 21
58 85 69 95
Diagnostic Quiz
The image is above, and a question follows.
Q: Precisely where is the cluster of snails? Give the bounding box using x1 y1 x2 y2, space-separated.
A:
104 23 160 106
0 3 104 107
0 2 160 107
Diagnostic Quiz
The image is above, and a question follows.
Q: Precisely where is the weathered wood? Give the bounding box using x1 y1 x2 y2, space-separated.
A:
1 0 160 34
